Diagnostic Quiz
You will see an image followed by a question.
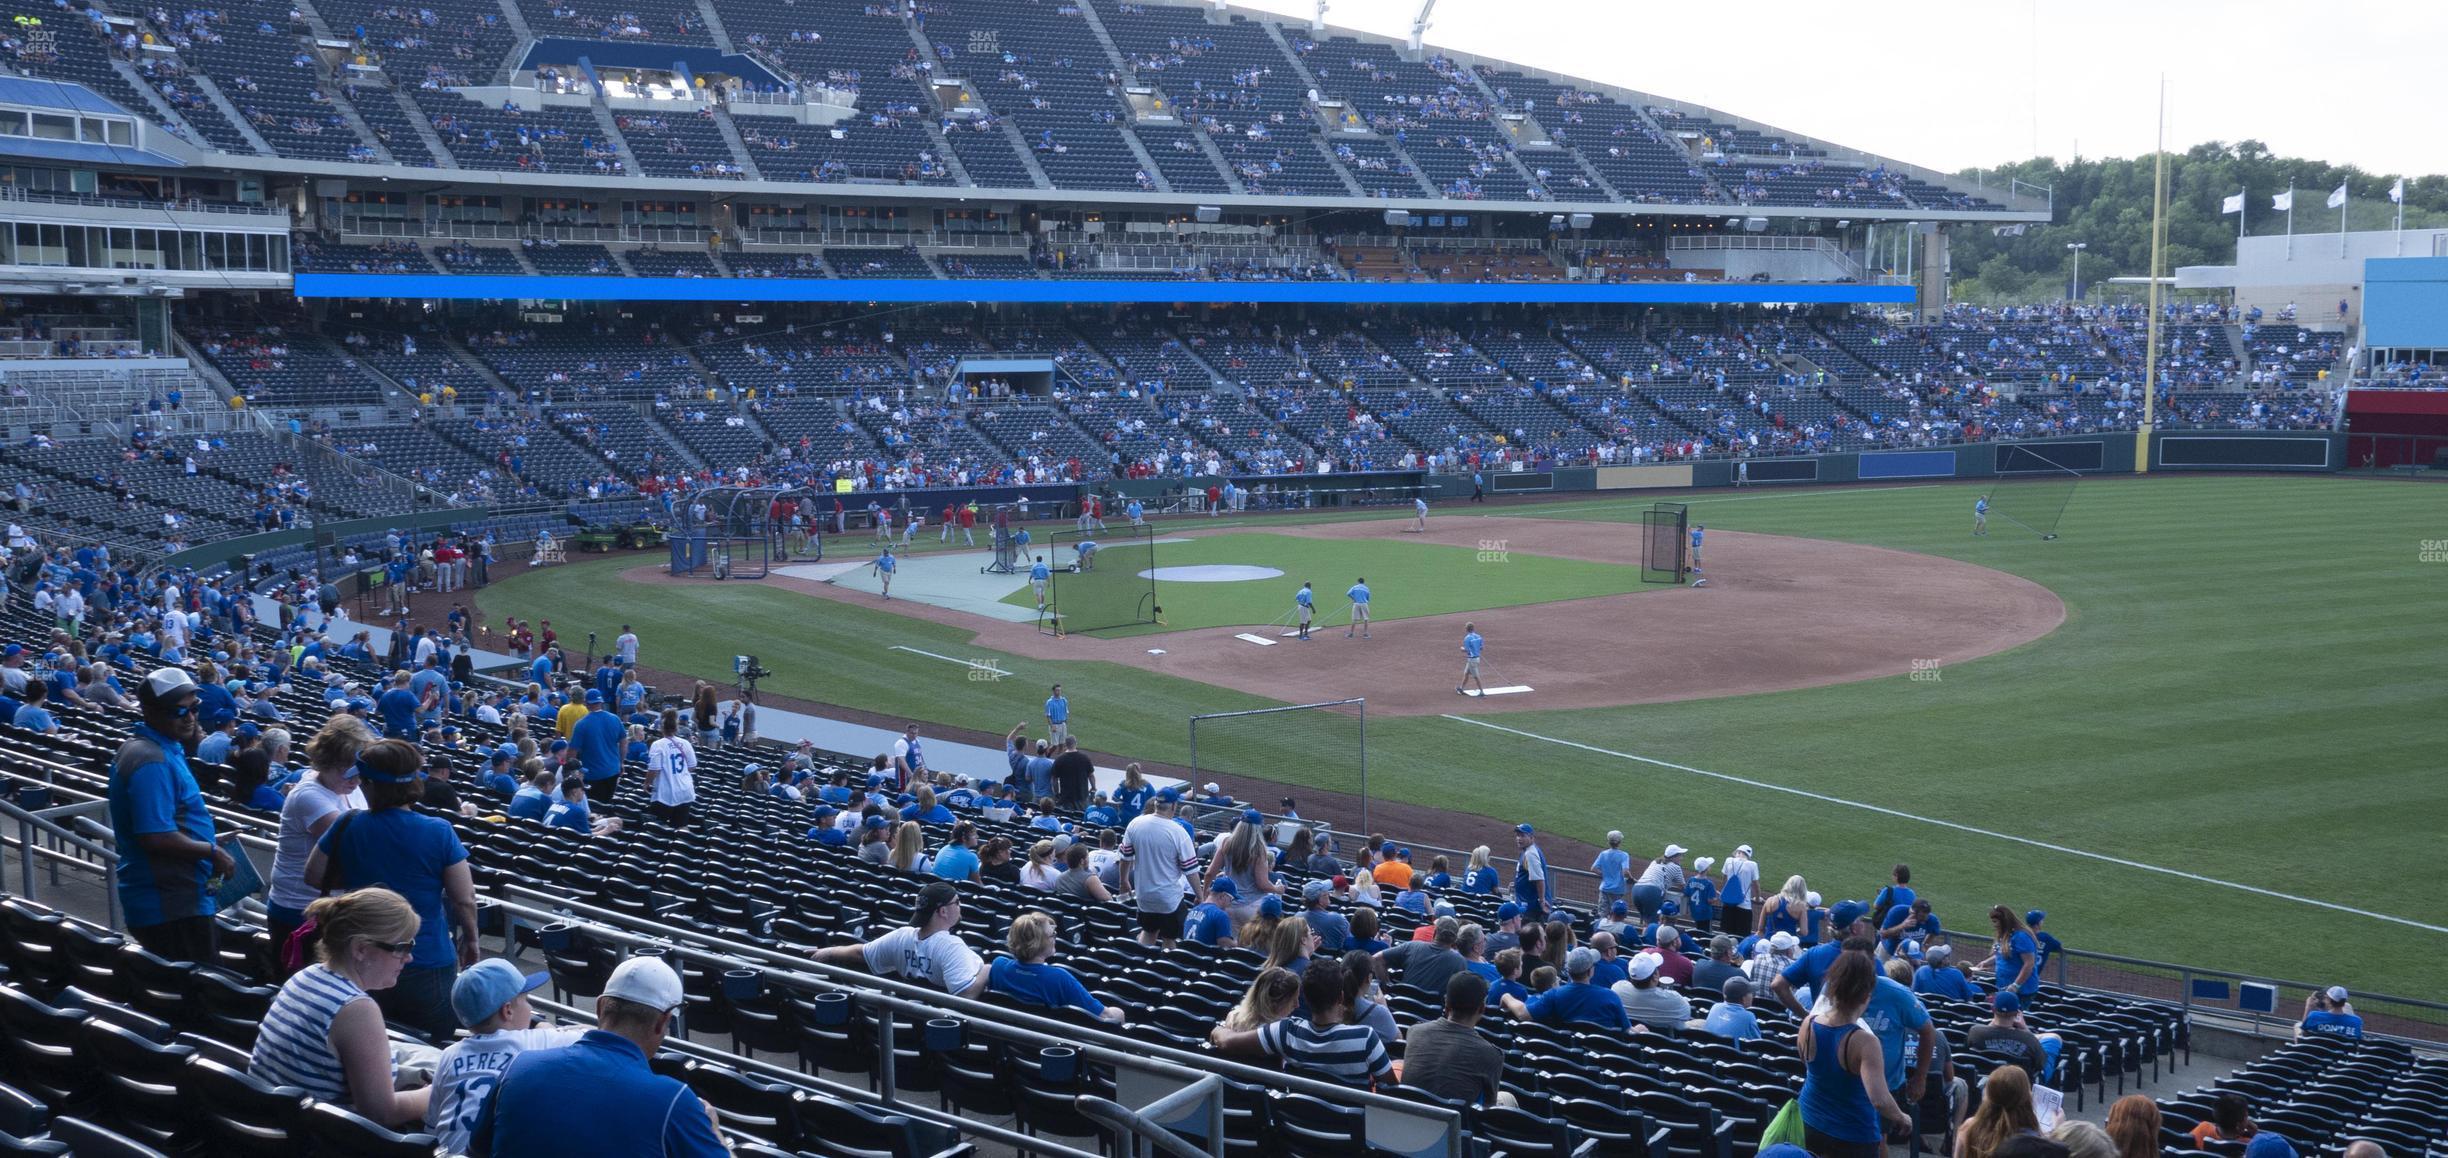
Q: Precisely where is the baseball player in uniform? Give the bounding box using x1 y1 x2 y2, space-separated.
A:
1295 582 1315 641
1457 623 1486 696
1345 578 1371 639
1688 523 1707 587
1974 496 1989 536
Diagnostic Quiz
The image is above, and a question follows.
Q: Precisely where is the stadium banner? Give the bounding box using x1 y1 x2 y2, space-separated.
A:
2155 435 2336 469
1857 450 1959 479
292 274 1920 307
1998 441 2106 473
1490 471 1554 493
1594 464 1696 490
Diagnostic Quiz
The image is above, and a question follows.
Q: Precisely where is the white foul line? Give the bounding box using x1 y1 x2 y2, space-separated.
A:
1442 714 2448 935
887 645 1011 677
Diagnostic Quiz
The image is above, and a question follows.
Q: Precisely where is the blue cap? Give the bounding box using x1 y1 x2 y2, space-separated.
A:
1991 989 2021 1013
353 757 424 784
1209 878 1238 899
1241 808 1264 827
2243 1135 2299 1158
442 725 460 735
1514 823 1534 835
236 722 260 738
490 747 513 763
451 959 548 1028
1831 899 1869 930
2025 910 2046 928
864 816 891 830
548 740 569 752
345 697 373 712
1257 895 1283 919
584 689 605 704
203 709 237 728
1611 900 1629 916
1495 902 1523 922
814 806 837 818
1397 847 1412 858
1156 787 1181 802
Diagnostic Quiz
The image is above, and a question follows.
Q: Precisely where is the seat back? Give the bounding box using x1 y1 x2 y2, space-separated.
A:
179 1056 309 1158
41 1117 170 1158
298 1100 443 1158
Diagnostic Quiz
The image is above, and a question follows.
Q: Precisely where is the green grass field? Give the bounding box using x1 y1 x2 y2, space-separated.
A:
1003 531 1652 634
477 476 2448 996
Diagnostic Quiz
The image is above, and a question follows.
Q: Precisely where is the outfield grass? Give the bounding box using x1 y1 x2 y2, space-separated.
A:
1000 531 1652 634
478 476 2448 996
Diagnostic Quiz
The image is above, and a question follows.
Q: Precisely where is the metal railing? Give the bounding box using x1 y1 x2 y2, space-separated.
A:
2053 947 2448 1049
0 794 122 930
0 186 287 217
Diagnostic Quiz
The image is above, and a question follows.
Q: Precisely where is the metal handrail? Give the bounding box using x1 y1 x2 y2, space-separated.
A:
2052 946 2448 1048
1 796 121 928
492 887 1464 1158
1077 1082 1225 1158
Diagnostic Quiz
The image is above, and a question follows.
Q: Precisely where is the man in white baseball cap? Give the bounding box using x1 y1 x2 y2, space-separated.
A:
466 954 726 1156
107 667 233 963
1632 843 1686 925
2299 984 2364 1041
1720 844 1760 936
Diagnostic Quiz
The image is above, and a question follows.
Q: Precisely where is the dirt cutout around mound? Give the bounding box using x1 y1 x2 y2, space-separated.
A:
625 514 2065 716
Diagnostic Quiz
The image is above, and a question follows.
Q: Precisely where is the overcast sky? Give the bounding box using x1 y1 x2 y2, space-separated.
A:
1225 0 2443 178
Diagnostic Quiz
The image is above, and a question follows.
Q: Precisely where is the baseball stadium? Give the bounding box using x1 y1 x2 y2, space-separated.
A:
0 0 2442 1152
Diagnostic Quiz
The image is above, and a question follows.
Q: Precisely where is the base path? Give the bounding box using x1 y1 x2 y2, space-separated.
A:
624 514 2065 715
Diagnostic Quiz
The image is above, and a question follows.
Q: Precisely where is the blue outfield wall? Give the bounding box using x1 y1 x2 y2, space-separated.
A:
290 274 1919 306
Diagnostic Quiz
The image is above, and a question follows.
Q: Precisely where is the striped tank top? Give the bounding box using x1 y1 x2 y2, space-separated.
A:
250 964 369 1104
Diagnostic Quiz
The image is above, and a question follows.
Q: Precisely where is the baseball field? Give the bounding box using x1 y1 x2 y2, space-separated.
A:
475 474 2446 997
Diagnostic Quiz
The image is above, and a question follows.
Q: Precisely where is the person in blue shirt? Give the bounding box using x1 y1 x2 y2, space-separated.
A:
1298 879 1352 952
1043 684 1069 745
1185 879 1238 948
900 786 957 826
932 823 981 881
468 956 727 1157
1980 906 2044 998
593 659 621 704
988 912 1123 1022
304 737 476 1041
108 668 235 963
527 650 553 689
479 749 521 796
569 689 626 805
1458 624 1487 696
375 672 421 738
1702 976 1764 1042
2298 986 2364 1041
1973 495 1989 536
1344 578 1371 639
1912 944 1976 1001
808 807 850 847
1856 961 1937 1103
872 546 897 600
1872 865 1916 923
1683 857 1720 935
2024 910 2063 976
1590 830 1631 911
9 680 58 735
1498 948 1628 1030
505 767 555 821
410 657 449 728
543 777 596 835
1688 523 1707 587
1880 899 1942 957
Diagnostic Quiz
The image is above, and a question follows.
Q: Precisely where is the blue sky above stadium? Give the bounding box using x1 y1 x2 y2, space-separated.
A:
1234 0 2444 177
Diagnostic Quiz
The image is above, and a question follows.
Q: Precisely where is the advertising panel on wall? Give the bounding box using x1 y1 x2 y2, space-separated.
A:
1858 450 1959 479
2156 436 2334 469
1594 464 1697 490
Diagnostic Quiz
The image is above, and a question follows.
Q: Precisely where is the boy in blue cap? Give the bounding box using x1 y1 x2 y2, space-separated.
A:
426 959 585 1156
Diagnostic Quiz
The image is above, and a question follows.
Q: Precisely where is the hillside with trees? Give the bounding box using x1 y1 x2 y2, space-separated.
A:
1946 142 2447 304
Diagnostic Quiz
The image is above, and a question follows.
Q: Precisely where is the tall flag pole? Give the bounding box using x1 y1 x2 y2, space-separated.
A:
2277 183 2296 259
2329 181 2349 258
2139 75 2167 475
2392 178 2406 254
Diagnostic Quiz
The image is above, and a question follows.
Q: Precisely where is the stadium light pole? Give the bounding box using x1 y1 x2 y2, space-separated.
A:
2065 242 2087 303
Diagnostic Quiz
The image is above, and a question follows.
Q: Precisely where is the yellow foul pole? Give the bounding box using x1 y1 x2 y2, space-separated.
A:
2138 77 2168 474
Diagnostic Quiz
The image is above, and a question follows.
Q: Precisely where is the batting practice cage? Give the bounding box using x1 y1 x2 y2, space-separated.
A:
1989 446 2082 540
1044 523 1159 634
1189 699 1371 832
669 485 825 579
1642 502 1689 584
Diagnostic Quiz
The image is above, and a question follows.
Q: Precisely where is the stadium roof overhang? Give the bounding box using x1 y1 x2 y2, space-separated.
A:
211 155 2047 227
291 273 1915 305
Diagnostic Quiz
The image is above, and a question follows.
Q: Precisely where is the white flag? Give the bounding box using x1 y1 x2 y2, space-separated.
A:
2390 178 2405 204
2220 192 2244 215
2272 190 2294 212
2326 182 2348 210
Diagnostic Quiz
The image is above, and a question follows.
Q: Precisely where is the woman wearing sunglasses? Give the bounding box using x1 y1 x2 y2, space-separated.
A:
250 886 431 1127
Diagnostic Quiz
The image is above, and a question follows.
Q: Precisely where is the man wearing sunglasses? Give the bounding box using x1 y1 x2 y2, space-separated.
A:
108 667 235 963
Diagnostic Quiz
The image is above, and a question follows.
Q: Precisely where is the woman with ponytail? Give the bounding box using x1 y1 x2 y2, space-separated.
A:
304 737 477 1039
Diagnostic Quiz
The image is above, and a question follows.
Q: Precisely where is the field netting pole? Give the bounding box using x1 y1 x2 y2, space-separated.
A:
1188 699 1367 833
